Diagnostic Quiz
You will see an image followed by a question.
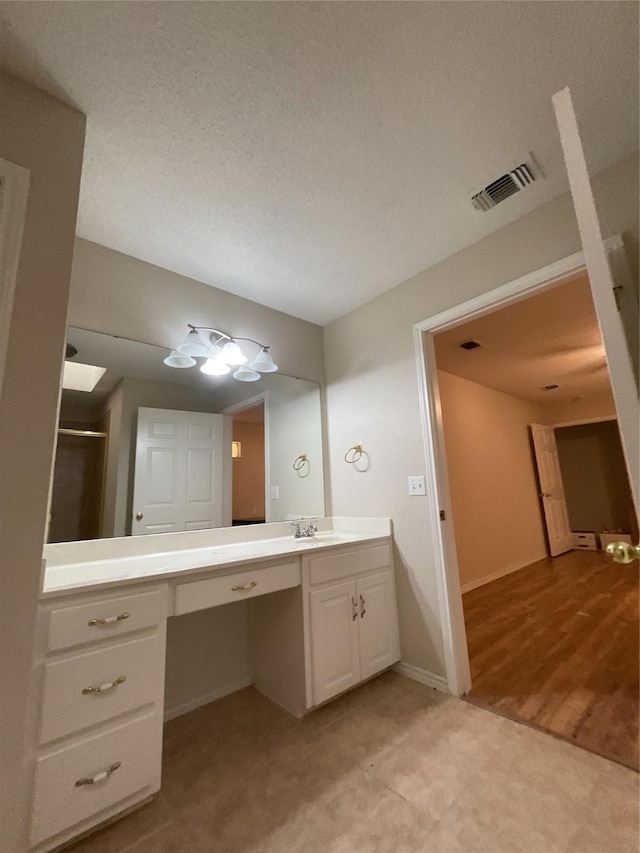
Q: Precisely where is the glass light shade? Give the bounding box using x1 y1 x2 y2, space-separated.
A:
163 350 197 368
177 330 211 357
220 340 247 365
200 357 231 376
249 348 278 373
233 365 261 382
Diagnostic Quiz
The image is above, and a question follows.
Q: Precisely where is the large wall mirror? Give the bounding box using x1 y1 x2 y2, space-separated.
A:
49 327 325 543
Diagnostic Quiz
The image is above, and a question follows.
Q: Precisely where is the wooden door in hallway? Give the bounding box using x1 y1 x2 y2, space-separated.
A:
530 424 572 557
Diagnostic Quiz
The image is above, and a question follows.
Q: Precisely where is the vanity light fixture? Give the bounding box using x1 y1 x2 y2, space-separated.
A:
163 325 278 383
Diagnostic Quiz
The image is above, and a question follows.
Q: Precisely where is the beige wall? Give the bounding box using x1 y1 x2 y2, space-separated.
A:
232 421 266 521
0 73 85 852
164 604 250 718
69 238 325 385
543 388 617 425
324 153 639 680
438 371 548 590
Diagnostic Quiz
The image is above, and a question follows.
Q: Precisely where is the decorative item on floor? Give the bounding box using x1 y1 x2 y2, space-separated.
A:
605 540 640 564
293 453 308 471
163 324 278 383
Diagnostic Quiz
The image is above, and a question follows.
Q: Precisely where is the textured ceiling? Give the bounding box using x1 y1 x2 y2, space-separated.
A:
434 274 612 405
1 2 638 324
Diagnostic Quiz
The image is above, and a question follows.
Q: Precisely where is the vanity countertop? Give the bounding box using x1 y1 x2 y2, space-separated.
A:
41 517 392 598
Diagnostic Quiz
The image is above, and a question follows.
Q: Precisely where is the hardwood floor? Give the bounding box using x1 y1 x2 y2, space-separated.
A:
463 549 639 771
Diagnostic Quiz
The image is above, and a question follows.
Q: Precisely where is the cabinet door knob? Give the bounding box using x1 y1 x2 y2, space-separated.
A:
231 581 258 592
351 596 358 621
136 512 144 521
359 594 366 618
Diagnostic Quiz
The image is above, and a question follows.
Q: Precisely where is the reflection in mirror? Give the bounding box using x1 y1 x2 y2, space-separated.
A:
49 328 325 542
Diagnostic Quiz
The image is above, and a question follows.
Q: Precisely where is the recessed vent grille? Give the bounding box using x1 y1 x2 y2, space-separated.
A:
459 340 482 351
471 158 540 212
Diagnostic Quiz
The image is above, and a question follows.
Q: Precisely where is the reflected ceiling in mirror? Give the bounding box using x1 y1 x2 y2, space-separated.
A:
51 328 325 543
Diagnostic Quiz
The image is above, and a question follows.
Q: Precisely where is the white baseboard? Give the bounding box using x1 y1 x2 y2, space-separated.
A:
460 552 547 594
164 675 252 722
393 661 449 693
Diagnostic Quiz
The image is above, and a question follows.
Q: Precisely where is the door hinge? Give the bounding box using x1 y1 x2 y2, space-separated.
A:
439 510 446 521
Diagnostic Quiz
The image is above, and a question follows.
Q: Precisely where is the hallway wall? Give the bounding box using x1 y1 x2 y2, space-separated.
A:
438 371 548 591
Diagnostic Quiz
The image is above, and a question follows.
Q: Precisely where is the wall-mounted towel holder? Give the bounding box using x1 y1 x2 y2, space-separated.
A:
344 444 364 464
293 454 308 471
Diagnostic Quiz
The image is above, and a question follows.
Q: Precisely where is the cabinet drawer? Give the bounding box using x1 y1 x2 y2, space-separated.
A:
175 561 300 615
308 543 390 586
30 711 162 846
40 633 164 744
47 588 165 652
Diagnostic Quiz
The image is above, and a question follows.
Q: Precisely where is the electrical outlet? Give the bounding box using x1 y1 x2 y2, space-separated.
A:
270 486 279 500
408 476 426 496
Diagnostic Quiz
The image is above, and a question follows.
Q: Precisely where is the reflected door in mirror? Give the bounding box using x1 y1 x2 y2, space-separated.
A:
132 408 224 534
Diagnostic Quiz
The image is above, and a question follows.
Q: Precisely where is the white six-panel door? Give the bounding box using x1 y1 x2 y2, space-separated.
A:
530 424 573 557
132 407 224 535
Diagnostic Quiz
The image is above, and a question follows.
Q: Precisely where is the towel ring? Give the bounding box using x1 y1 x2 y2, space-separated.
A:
344 444 364 464
293 454 308 471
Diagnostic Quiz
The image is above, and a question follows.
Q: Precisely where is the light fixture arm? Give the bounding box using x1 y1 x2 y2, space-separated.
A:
187 325 271 352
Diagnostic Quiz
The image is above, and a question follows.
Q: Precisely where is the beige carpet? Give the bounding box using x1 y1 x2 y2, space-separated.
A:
68 672 638 853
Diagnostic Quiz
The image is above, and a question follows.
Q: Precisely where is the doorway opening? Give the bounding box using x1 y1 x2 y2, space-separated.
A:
49 394 108 542
230 401 266 526
414 237 638 771
432 272 638 769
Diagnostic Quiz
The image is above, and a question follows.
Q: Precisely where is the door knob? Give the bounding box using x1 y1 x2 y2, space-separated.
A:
605 542 640 564
135 512 143 521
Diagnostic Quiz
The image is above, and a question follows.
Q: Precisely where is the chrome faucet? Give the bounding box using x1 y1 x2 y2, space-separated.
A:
290 520 318 539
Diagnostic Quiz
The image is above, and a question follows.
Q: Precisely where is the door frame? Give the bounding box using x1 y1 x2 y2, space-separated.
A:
0 158 30 399
223 392 269 524
413 234 633 696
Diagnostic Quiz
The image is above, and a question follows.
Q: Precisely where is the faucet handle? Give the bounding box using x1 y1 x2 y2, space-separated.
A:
290 521 302 538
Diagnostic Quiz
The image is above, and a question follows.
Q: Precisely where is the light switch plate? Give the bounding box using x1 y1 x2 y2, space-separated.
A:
408 476 426 496
270 486 279 500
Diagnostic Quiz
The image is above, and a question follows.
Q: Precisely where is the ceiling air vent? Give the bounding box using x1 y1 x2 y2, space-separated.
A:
459 340 482 351
471 156 541 212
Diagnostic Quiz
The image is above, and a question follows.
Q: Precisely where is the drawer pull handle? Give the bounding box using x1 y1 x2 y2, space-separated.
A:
87 612 130 627
82 675 126 695
360 594 366 618
231 581 258 592
75 761 121 787
351 596 358 621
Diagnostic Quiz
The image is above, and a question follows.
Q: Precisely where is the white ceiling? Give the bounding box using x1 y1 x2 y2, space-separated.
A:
434 273 612 405
1 2 638 324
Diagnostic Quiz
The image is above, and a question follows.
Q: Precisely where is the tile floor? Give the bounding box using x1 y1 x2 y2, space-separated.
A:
67 672 639 852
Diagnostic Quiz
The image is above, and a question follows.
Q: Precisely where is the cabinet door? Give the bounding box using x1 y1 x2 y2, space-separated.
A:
356 571 400 681
309 581 360 705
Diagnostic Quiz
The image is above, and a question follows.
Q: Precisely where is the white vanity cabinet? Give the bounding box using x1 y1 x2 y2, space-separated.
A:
30 584 168 852
305 541 400 706
33 520 399 850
